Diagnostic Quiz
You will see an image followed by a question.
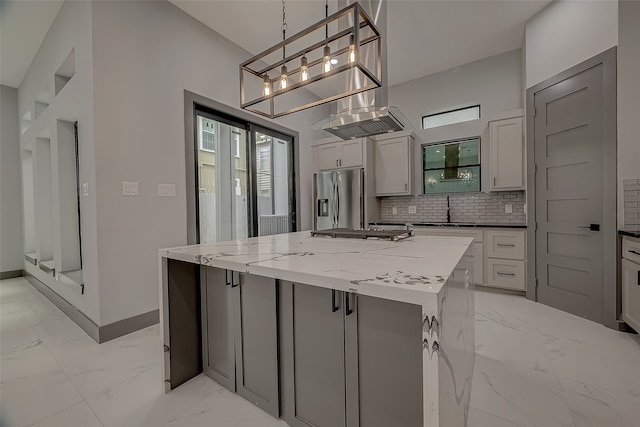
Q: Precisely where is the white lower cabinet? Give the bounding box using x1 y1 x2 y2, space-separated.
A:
486 259 526 290
413 227 526 291
621 236 640 332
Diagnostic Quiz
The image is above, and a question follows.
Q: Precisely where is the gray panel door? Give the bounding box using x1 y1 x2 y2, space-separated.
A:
202 266 235 391
345 294 423 427
233 272 279 417
281 282 347 427
534 64 605 322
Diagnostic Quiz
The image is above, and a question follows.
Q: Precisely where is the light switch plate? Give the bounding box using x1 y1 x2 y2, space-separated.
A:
82 182 90 197
408 206 417 214
122 181 139 196
158 183 176 197
505 203 513 214
392 206 398 215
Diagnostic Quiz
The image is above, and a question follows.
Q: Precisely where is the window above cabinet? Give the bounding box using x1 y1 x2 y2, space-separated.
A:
423 137 481 194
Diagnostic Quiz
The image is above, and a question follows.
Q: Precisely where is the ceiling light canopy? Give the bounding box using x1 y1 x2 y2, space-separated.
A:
240 2 382 119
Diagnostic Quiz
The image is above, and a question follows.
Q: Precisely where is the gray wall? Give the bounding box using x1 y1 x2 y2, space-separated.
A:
618 0 640 228
389 49 522 195
524 0 618 89
17 0 99 323
1 85 24 273
91 0 327 325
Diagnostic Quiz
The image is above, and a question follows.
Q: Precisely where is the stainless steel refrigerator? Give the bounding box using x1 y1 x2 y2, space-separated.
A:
314 168 364 230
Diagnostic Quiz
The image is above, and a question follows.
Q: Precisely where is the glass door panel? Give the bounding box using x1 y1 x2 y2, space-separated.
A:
251 126 295 236
196 113 248 243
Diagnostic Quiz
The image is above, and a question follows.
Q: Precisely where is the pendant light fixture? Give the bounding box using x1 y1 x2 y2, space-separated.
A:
300 55 309 82
322 0 332 74
278 0 289 91
240 2 383 119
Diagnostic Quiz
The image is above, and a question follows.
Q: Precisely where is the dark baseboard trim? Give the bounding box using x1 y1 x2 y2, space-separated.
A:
98 309 159 343
0 270 24 280
24 273 160 344
24 272 100 342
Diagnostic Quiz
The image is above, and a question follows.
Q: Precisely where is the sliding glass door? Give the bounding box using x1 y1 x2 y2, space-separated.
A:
195 109 295 243
251 125 295 236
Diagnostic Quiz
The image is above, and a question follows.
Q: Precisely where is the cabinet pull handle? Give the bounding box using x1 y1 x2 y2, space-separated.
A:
497 272 515 276
225 270 232 286
629 249 640 256
340 159 342 167
497 243 516 247
637 270 640 287
331 289 339 312
345 292 353 316
231 271 239 287
404 183 407 191
336 159 338 167
493 177 496 186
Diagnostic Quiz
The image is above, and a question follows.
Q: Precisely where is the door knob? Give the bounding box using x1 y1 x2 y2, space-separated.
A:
577 224 600 231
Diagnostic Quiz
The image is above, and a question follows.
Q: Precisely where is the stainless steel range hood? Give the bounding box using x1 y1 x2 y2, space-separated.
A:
312 0 414 140
313 105 413 140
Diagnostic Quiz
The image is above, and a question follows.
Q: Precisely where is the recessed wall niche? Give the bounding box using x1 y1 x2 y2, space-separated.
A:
34 86 50 119
34 136 55 272
22 150 37 263
21 110 32 135
54 48 75 96
56 120 82 274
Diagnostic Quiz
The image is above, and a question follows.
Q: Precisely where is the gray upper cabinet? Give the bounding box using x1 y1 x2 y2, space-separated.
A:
489 115 524 191
201 267 280 418
316 139 364 170
280 282 423 427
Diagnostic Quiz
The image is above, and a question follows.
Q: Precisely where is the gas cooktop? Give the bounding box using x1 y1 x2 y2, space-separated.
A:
310 228 413 241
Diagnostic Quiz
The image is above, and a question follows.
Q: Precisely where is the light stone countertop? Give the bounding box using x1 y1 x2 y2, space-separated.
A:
160 231 473 305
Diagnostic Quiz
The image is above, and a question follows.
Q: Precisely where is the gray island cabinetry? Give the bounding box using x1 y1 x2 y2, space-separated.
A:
160 231 475 427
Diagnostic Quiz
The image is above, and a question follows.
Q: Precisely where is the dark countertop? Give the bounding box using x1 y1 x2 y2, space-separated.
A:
619 228 640 238
371 222 528 229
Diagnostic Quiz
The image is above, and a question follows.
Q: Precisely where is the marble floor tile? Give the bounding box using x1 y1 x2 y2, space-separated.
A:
163 382 288 427
470 355 575 427
559 376 640 427
475 311 555 375
0 369 83 427
30 402 103 427
467 405 527 427
2 278 640 427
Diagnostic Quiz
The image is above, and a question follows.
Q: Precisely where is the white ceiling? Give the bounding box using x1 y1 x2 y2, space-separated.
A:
0 0 551 89
0 0 64 88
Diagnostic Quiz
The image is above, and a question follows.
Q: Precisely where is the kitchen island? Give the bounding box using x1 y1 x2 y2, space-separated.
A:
159 231 475 427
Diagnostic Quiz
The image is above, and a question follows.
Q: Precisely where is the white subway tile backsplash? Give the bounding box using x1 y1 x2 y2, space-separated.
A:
379 191 526 224
624 179 640 227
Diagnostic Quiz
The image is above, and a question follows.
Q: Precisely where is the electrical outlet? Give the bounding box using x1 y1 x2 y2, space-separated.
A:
122 181 139 196
158 183 176 197
505 203 513 214
392 206 398 215
82 183 90 197
408 206 417 214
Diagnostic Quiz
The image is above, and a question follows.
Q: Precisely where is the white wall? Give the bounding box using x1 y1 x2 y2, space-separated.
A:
1 85 24 273
17 0 100 323
618 0 640 227
91 0 326 325
524 0 618 88
389 49 523 192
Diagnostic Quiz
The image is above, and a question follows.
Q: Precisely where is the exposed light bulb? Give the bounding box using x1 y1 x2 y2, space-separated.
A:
323 45 332 74
348 35 356 64
300 56 309 82
279 65 289 90
263 74 271 97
